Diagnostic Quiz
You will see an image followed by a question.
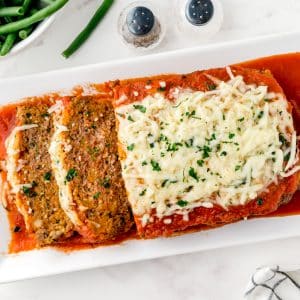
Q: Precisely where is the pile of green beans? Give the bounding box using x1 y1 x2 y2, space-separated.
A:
0 0 68 56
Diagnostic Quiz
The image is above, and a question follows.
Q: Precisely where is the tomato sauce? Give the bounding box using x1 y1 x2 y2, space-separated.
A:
2 52 300 253
237 52 300 216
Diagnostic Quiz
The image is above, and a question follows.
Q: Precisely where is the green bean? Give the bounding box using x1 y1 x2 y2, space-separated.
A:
22 0 32 13
0 32 17 56
0 2 10 23
0 6 24 17
62 0 114 58
42 0 55 5
29 8 38 15
11 0 23 5
0 0 69 35
19 25 33 39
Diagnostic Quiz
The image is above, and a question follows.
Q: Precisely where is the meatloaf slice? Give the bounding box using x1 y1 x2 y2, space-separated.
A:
49 96 133 242
5 98 74 245
113 66 300 238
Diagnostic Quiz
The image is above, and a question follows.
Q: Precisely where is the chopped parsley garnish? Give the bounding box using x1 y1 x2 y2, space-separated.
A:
101 177 110 188
149 142 155 148
257 198 263 206
284 152 290 162
151 160 161 171
133 105 146 113
44 172 52 181
127 144 135 151
158 134 168 142
22 185 37 198
177 200 188 207
235 165 241 171
161 179 169 187
220 151 227 156
257 111 264 119
93 192 101 199
162 179 177 187
157 86 166 92
185 138 194 148
228 133 235 139
167 142 183 152
186 110 196 118
197 159 204 167
189 167 199 182
206 133 216 142
238 117 244 122
66 168 77 182
127 115 134 122
184 185 194 193
139 189 147 196
206 82 217 90
142 161 148 166
186 110 201 120
279 133 288 146
201 145 212 159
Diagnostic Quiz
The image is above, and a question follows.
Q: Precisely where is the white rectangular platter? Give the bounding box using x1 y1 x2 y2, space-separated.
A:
1 31 300 283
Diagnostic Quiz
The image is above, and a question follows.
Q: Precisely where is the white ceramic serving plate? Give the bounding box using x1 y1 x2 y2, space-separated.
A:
0 31 300 283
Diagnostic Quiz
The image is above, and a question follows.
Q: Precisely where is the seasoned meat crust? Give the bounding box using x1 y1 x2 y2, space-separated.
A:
50 96 133 242
6 99 74 245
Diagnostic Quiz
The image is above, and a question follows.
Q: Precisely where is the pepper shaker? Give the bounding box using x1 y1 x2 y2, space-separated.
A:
118 1 166 50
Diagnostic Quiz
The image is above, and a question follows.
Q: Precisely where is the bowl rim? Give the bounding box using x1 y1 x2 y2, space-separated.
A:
0 13 57 59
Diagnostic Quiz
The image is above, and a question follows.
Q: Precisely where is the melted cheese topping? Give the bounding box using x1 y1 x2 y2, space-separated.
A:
6 124 38 194
116 72 298 225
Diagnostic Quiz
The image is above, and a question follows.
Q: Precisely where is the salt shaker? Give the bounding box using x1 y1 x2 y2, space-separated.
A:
176 0 223 39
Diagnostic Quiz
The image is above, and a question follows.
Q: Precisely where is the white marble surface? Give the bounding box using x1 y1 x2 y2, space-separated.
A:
1 0 300 299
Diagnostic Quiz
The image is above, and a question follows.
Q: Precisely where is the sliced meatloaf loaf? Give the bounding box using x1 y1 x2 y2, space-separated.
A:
49 96 133 242
5 98 74 245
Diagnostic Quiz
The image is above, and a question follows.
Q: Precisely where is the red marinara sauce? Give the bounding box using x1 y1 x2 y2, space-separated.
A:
237 52 300 216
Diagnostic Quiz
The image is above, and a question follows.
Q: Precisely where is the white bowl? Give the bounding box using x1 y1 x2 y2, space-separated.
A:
1 14 57 58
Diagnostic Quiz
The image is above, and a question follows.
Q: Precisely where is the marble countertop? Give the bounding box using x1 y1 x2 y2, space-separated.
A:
1 0 300 299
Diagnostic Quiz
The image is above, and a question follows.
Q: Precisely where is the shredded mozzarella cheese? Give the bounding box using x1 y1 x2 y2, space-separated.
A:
116 74 298 225
48 100 63 114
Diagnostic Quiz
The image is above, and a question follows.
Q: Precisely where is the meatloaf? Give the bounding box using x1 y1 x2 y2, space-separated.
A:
5 98 74 245
113 66 300 238
49 96 133 242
